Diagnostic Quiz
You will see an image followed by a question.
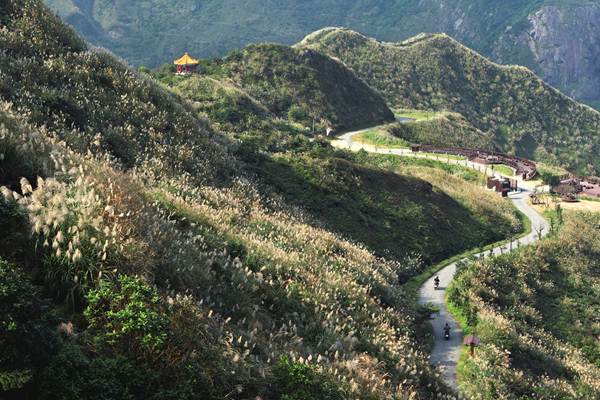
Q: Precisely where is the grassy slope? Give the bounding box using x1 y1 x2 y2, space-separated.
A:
159 44 395 133
220 44 395 131
244 147 522 265
300 28 600 175
389 112 493 149
447 214 600 399
157 63 521 265
354 127 409 149
0 0 231 186
0 1 524 399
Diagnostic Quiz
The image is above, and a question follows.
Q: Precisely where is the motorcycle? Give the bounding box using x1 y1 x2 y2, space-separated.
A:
434 278 440 290
443 325 451 340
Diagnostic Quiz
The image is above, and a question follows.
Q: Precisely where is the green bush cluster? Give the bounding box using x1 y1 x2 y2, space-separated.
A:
84 276 169 355
272 357 346 400
0 258 58 394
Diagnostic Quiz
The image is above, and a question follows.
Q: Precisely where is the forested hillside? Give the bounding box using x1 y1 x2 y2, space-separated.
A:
301 28 600 175
0 1 522 398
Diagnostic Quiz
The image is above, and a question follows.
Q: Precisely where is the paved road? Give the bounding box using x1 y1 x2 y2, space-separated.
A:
417 188 549 390
334 129 550 391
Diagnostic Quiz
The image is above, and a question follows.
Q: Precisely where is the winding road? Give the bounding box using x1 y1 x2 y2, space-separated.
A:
332 128 550 391
418 188 549 390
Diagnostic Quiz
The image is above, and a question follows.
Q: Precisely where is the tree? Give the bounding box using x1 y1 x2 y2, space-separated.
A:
539 170 561 187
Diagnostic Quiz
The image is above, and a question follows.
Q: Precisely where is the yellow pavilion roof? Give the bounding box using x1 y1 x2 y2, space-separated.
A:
173 53 199 65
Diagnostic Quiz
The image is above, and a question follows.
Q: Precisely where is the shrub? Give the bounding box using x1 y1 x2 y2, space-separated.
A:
39 343 159 400
271 357 346 400
0 195 30 262
287 104 310 124
84 275 169 357
538 169 561 187
0 258 58 393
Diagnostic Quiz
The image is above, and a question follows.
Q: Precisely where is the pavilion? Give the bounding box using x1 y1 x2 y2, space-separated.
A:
173 52 199 75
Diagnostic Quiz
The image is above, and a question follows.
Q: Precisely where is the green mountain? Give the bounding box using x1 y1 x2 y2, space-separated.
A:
0 1 523 398
300 28 600 175
152 41 395 136
44 0 600 108
216 43 395 131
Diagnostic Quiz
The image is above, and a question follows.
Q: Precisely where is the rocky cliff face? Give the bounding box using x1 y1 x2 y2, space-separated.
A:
412 2 600 109
524 5 600 106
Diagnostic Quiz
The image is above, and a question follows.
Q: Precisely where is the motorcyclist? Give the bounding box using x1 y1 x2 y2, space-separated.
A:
434 276 440 289
443 323 451 339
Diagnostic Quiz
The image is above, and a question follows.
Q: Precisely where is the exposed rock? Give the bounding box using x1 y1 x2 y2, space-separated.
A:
525 5 600 105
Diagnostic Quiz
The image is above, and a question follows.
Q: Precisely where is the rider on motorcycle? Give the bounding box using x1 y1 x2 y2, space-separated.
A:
443 323 451 338
434 276 440 289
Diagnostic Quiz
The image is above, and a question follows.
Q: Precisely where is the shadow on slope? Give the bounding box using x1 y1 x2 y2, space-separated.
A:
240 146 515 265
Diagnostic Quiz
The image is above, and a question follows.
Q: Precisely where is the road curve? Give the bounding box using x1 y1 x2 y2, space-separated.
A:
334 129 550 391
417 188 549 390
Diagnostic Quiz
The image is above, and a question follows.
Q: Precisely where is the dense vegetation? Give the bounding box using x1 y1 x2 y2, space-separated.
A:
448 214 600 399
387 112 493 150
0 0 230 185
0 1 526 398
25 3 600 399
160 43 394 132
300 29 600 175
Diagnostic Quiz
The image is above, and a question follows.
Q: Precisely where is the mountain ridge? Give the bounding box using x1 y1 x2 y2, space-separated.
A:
44 0 600 108
299 27 600 175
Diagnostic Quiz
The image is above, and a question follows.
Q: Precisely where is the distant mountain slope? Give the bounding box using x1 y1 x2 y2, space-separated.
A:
300 28 600 175
44 0 600 108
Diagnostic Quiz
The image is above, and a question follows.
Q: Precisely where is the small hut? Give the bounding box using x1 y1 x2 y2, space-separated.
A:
173 52 199 75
